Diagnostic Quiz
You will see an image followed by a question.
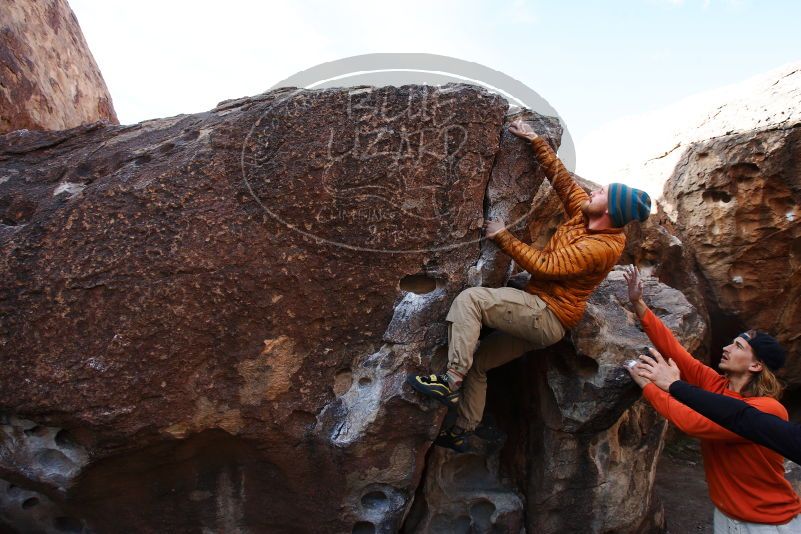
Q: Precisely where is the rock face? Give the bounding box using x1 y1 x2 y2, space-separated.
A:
406 270 705 534
620 215 712 360
0 84 499 533
661 123 801 379
0 0 117 134
0 84 704 533
530 270 704 533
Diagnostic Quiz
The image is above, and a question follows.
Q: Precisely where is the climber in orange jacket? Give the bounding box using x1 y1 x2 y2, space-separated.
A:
408 119 652 452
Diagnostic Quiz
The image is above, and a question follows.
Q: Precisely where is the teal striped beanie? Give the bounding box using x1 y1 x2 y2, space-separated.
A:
608 183 651 227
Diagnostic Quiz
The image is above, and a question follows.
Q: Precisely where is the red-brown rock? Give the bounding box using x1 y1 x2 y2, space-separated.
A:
661 123 801 380
0 85 512 532
0 0 117 134
0 84 706 533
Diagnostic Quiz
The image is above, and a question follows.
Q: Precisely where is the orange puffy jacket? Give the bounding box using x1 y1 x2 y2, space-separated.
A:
494 137 625 328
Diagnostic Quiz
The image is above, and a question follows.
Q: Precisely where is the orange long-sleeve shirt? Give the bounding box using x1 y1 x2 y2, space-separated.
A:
640 308 801 524
494 137 625 328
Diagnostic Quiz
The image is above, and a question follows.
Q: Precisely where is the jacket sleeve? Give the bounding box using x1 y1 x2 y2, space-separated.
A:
669 380 801 464
493 231 618 280
640 308 726 392
642 384 755 442
529 136 588 218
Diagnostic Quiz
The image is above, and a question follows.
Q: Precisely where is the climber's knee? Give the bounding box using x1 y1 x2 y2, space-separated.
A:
447 287 487 322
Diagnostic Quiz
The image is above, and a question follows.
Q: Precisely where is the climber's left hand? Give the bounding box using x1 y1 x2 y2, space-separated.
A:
484 219 505 239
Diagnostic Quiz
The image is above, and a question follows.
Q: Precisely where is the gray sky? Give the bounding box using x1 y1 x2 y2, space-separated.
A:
69 0 801 179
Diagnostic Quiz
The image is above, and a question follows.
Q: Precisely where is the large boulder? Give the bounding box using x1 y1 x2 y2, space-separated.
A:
0 0 117 134
661 123 801 380
0 84 530 533
0 83 706 533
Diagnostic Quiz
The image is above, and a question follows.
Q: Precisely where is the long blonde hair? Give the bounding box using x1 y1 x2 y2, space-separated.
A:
741 365 784 399
740 329 785 400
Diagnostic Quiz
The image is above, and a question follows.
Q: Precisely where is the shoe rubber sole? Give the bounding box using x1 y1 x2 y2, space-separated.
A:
406 374 459 409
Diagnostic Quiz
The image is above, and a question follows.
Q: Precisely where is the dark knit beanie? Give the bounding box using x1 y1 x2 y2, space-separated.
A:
607 183 652 228
741 331 786 372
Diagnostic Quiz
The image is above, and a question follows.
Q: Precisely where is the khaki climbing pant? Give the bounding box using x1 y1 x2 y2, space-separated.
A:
445 286 565 432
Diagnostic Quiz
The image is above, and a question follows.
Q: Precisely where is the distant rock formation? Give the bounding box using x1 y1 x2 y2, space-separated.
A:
579 62 801 202
0 0 117 134
0 84 700 533
661 123 801 383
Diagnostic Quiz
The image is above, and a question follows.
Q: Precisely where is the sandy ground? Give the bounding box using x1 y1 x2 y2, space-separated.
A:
654 435 714 533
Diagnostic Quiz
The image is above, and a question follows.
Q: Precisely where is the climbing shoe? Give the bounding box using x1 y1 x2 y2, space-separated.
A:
434 426 468 453
406 373 459 409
